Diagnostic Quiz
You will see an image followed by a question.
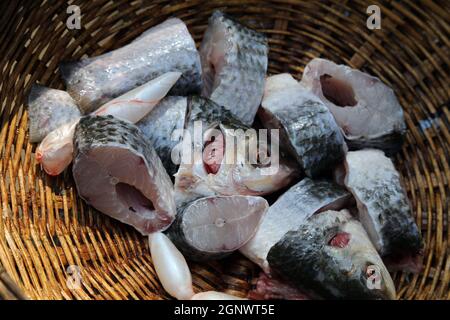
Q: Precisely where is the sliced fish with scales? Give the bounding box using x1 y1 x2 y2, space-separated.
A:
260 73 346 178
137 96 187 177
300 58 406 155
339 149 423 272
200 10 268 125
61 18 201 113
72 115 176 235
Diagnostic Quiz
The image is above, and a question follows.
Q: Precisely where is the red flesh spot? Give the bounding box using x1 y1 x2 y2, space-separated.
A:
328 232 350 248
203 133 224 174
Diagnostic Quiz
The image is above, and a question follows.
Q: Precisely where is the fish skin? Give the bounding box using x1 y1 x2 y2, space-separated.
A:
260 74 346 178
200 10 268 126
166 195 268 261
174 96 300 204
61 18 201 113
240 178 351 273
137 96 187 177
72 115 176 235
343 149 423 264
267 210 396 300
28 85 81 143
300 58 406 155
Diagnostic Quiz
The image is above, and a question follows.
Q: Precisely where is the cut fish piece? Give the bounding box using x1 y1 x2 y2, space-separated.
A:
174 96 300 204
341 149 423 271
166 195 268 261
240 178 351 272
27 85 81 143
72 115 176 234
137 96 187 177
61 18 201 113
267 210 396 299
200 10 268 125
260 73 346 178
300 58 406 155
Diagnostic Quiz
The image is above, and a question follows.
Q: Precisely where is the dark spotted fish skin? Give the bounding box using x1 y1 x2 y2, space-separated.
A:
137 96 187 177
61 18 202 113
261 74 346 178
346 133 405 157
343 149 423 260
185 95 246 131
73 115 176 235
28 84 81 143
267 210 396 300
200 10 268 125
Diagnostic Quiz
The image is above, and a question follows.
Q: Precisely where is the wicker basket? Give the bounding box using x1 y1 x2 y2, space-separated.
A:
0 0 448 300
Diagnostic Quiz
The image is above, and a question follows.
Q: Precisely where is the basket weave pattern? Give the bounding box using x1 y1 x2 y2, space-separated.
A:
0 0 448 300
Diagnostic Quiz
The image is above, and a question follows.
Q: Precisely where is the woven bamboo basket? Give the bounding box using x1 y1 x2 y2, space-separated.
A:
0 0 448 300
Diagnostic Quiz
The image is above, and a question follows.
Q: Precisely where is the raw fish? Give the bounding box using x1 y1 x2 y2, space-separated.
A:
260 73 346 178
72 115 176 234
301 58 406 155
200 10 268 125
61 18 201 113
167 195 268 261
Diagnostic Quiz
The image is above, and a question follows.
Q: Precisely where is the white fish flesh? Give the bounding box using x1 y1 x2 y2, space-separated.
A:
149 233 194 300
166 195 268 261
72 115 176 234
300 58 406 155
191 291 247 300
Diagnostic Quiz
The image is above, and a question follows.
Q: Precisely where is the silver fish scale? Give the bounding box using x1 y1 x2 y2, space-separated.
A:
61 18 202 113
74 115 171 186
345 150 422 257
137 96 187 177
201 10 268 126
264 99 345 178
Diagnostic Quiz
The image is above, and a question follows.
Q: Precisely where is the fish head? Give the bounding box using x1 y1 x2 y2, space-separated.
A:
313 210 396 299
36 121 77 176
174 120 300 199
219 123 300 195
267 209 396 300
